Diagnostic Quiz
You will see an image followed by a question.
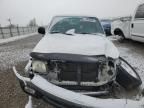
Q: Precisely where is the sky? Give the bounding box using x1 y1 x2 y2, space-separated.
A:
0 0 143 26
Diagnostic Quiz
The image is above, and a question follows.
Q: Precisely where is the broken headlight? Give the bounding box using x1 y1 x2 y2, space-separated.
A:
98 58 117 82
32 60 48 73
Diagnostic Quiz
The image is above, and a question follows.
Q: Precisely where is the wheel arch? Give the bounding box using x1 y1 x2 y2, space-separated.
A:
114 28 125 38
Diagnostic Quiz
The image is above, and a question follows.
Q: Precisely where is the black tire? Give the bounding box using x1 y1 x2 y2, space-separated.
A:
118 32 125 43
114 29 125 43
116 57 142 90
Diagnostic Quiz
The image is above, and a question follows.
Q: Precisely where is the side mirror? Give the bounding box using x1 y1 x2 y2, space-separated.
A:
38 27 45 35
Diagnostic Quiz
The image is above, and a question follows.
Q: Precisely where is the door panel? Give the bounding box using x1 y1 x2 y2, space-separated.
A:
131 4 144 41
132 20 144 37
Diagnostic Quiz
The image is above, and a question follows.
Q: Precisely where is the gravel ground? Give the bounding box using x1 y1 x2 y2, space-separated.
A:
0 35 144 108
0 34 54 108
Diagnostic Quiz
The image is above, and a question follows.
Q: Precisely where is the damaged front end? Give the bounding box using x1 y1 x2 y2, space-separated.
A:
29 53 118 89
13 53 143 108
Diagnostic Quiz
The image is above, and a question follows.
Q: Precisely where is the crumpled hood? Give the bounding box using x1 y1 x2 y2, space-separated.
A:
32 34 119 59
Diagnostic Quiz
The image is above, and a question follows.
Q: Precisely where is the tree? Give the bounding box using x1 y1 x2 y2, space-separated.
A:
28 18 37 26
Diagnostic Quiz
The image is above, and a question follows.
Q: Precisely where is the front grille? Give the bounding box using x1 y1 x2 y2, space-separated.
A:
58 62 99 82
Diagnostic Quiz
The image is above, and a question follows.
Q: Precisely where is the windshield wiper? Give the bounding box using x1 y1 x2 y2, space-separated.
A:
77 32 104 36
50 31 73 36
50 31 62 34
77 32 96 35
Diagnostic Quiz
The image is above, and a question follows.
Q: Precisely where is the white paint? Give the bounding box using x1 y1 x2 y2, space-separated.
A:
13 67 31 82
33 33 119 59
131 2 144 42
111 17 131 39
25 59 32 72
25 96 33 108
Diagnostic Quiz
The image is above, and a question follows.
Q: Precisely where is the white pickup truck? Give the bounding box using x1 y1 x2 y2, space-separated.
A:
111 3 144 42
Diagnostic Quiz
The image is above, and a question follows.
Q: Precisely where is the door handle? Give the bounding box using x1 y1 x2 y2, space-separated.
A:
131 23 134 28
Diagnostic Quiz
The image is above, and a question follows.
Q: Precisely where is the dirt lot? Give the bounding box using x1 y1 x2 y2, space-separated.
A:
0 34 53 108
0 35 144 108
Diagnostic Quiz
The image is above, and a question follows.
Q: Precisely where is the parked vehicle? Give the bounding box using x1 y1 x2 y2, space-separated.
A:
111 3 144 42
13 16 143 108
101 19 112 36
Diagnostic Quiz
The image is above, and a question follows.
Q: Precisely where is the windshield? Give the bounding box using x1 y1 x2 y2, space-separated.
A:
49 16 104 35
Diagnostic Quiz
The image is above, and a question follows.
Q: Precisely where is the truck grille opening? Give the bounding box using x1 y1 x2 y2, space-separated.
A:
57 62 99 82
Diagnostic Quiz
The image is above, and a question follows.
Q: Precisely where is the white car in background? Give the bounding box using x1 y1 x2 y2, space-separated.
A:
13 16 143 108
111 3 144 42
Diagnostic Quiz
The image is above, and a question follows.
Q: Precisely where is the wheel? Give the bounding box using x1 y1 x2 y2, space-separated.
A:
114 29 125 43
118 32 125 43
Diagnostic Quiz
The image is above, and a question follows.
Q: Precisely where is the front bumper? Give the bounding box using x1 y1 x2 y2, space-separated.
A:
13 67 144 108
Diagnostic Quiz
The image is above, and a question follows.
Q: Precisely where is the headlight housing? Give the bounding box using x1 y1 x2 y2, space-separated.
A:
32 60 48 73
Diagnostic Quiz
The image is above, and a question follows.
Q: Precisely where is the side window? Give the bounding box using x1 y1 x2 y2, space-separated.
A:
135 4 144 19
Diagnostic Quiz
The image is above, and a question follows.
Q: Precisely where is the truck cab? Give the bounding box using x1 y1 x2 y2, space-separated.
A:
131 3 144 42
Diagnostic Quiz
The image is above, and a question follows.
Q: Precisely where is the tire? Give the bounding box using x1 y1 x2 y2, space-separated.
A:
118 32 125 43
116 57 142 90
114 29 125 43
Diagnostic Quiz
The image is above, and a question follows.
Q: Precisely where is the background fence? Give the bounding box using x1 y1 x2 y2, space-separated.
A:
0 26 38 39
